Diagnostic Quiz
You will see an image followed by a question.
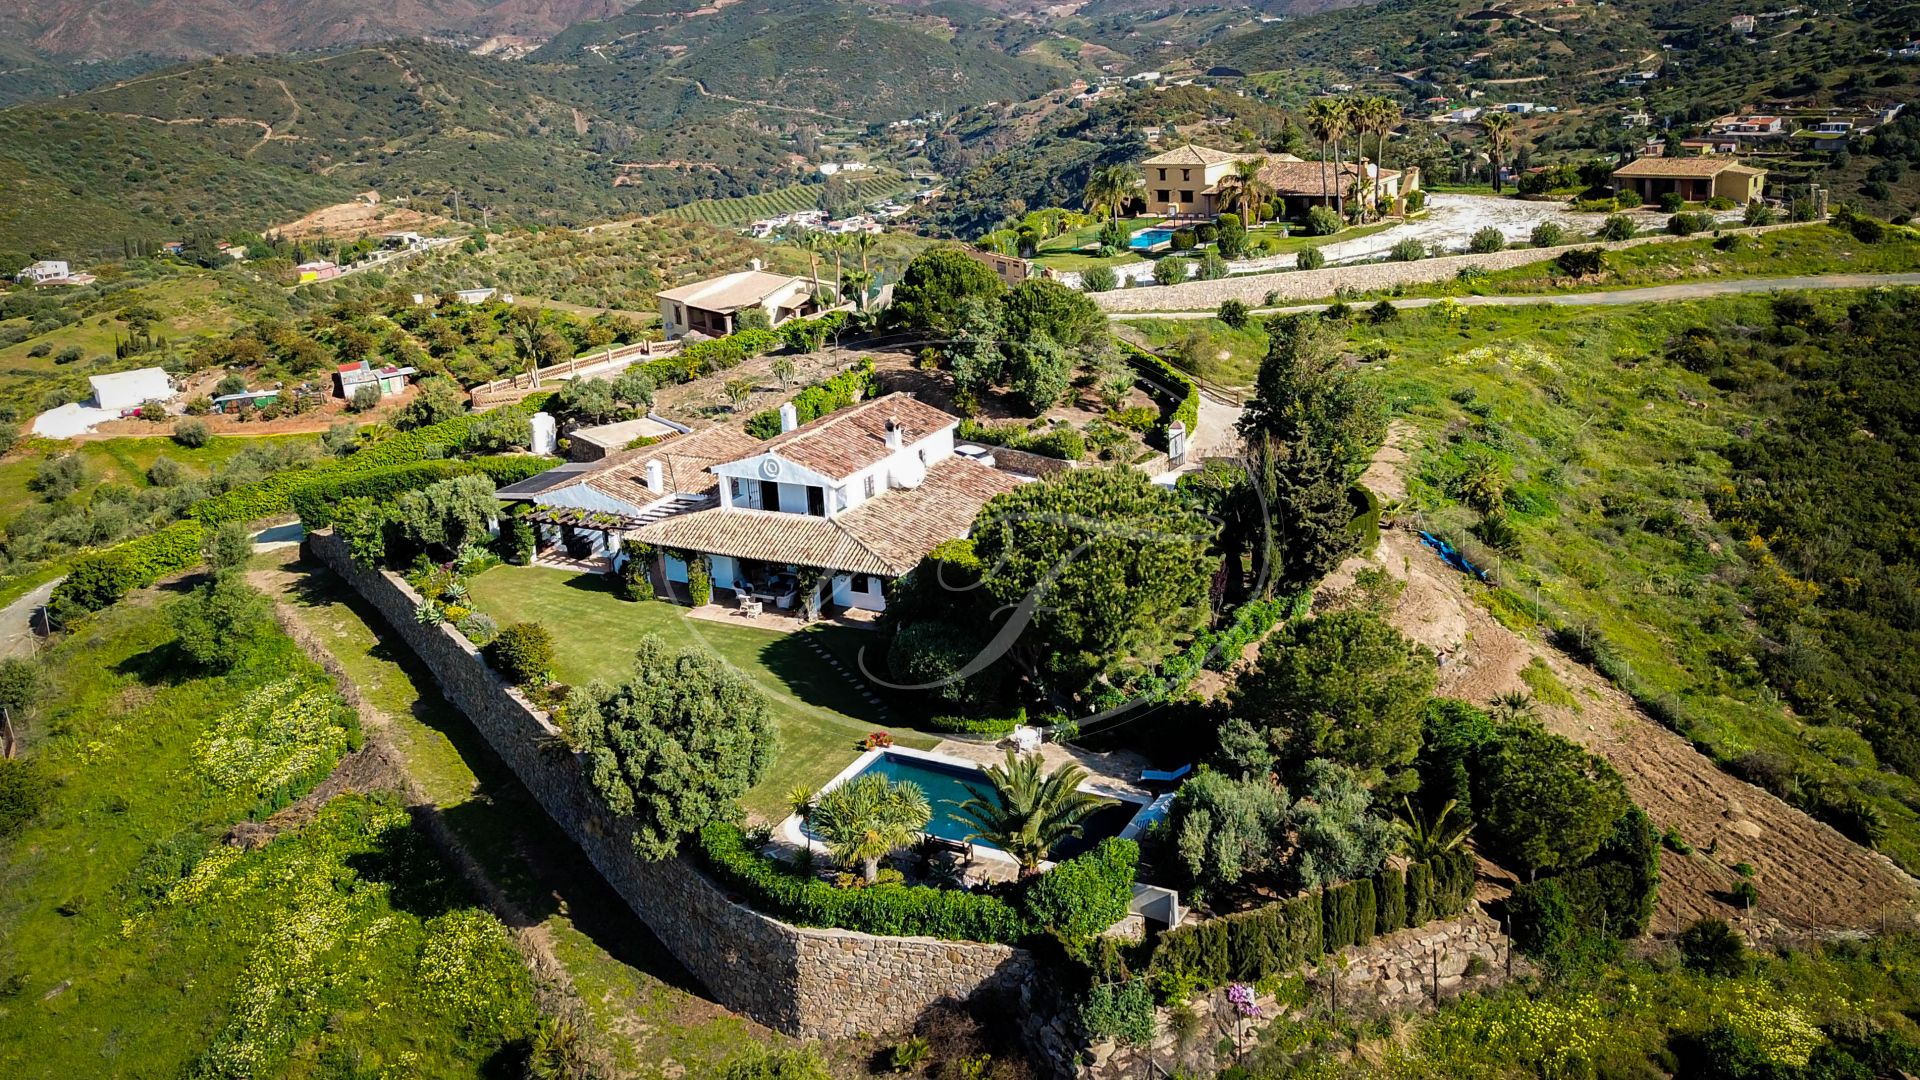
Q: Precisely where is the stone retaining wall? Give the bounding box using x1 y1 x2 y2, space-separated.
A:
1079 909 1524 1079
1093 221 1815 312
306 530 1034 1039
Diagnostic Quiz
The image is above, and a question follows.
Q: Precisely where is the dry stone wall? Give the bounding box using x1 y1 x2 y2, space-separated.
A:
1079 909 1524 1079
1092 221 1813 312
306 530 1033 1039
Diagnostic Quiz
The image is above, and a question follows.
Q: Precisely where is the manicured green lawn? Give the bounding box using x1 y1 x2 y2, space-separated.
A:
466 565 937 819
1245 219 1396 255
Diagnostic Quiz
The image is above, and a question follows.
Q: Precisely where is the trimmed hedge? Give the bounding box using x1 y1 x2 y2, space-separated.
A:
1148 850 1475 987
49 520 204 624
928 713 1021 737
744 359 878 439
191 396 554 527
956 418 1086 461
694 822 1031 943
1116 340 1200 439
290 455 558 528
49 398 560 621
1022 838 1138 951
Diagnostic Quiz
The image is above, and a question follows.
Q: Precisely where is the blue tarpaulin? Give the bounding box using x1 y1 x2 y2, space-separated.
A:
1419 531 1491 582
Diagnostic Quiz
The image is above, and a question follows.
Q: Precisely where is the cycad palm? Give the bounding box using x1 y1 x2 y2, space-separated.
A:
953 750 1104 875
812 773 931 883
1398 796 1474 860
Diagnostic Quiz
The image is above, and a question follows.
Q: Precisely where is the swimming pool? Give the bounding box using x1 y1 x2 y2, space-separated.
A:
802 747 1149 862
1128 228 1174 250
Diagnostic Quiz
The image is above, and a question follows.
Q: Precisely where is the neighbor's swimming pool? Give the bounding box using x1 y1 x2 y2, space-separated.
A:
1128 228 1175 250
826 748 1145 861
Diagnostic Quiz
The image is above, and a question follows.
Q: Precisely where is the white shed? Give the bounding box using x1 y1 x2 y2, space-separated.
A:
88 368 175 412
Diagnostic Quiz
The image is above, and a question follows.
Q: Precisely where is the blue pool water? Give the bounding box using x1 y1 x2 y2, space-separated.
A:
1129 228 1174 250
851 751 1139 860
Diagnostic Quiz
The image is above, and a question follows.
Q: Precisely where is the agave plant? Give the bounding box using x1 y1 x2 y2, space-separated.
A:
952 750 1104 876
1397 796 1474 860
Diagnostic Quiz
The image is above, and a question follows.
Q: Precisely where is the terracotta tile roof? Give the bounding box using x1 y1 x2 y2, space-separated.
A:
1253 159 1391 196
760 392 959 481
587 426 763 503
1612 156 1762 178
1143 143 1246 166
629 457 1022 576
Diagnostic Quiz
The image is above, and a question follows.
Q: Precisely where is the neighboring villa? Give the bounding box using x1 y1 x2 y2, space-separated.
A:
1611 156 1766 203
295 260 342 283
1139 143 1417 220
656 261 820 339
14 260 95 286
498 393 1024 616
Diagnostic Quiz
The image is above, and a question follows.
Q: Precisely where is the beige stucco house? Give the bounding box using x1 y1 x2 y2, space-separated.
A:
1140 143 1418 220
1611 157 1767 204
656 265 820 339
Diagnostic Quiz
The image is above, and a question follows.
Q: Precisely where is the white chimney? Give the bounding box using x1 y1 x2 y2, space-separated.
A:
749 257 764 272
645 459 665 494
779 402 799 433
883 418 904 452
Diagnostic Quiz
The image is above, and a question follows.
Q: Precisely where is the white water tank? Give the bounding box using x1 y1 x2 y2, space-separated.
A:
530 412 557 456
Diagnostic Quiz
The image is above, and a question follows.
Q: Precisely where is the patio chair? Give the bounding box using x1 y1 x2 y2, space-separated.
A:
742 599 764 619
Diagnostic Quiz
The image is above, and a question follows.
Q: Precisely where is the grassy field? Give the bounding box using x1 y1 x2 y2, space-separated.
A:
0 591 537 1077
1346 290 1920 874
1119 315 1272 390
1032 217 1155 271
1369 223 1920 302
0 433 322 527
269 553 781 1077
466 565 937 819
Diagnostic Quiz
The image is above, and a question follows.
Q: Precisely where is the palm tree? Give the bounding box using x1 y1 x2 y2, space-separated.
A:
952 750 1105 876
851 231 881 310
1083 162 1140 220
827 233 849 303
788 226 825 300
1304 98 1341 205
811 773 931 883
787 784 817 854
1481 111 1516 194
1328 97 1354 214
1220 157 1270 220
1398 796 1474 860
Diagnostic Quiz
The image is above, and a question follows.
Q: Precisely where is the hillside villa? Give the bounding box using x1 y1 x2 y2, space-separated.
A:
497 393 1023 617
14 260 95 287
1610 156 1766 204
1140 143 1418 220
656 262 820 339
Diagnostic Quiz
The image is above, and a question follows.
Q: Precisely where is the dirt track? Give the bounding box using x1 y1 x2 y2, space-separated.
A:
1327 425 1919 936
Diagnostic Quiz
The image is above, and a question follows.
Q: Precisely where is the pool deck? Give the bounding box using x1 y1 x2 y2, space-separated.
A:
929 738 1151 800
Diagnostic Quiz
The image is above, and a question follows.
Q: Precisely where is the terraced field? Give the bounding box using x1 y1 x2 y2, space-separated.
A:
663 173 910 227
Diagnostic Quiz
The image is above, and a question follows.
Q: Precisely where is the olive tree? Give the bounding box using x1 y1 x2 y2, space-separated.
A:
569 636 777 859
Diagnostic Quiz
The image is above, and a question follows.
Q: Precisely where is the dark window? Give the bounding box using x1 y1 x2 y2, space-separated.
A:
863 474 875 498
1157 168 1166 181
1180 190 1194 203
1156 189 1171 202
759 479 778 510
807 486 825 516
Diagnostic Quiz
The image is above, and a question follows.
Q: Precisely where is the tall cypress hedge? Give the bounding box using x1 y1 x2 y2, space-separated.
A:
1149 852 1475 987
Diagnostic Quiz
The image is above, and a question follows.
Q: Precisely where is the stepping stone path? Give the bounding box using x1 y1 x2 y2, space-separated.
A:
802 634 892 723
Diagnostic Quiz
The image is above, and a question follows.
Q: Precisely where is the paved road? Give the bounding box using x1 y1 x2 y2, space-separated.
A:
1112 272 1920 320
0 578 59 659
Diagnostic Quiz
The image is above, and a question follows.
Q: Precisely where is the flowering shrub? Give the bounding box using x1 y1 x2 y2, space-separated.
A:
194 678 360 817
864 731 895 749
417 910 538 1041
